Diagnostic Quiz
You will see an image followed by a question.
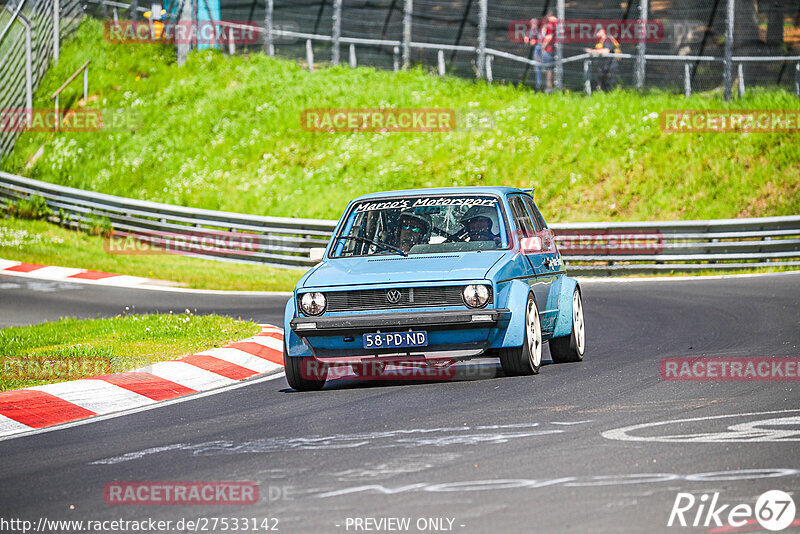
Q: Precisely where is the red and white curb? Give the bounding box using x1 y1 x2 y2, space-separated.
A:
0 324 285 438
0 259 164 288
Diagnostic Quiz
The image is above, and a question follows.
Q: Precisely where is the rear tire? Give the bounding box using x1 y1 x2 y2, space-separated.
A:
549 287 585 363
284 342 327 391
499 294 542 376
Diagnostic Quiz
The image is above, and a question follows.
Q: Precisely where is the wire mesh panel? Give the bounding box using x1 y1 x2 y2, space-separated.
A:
0 0 85 164
85 0 800 96
341 0 402 70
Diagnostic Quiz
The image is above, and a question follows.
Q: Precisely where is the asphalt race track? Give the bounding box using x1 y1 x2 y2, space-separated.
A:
0 272 798 533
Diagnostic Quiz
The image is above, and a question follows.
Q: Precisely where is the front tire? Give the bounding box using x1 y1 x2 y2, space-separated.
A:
499 294 542 376
284 342 327 391
549 287 585 363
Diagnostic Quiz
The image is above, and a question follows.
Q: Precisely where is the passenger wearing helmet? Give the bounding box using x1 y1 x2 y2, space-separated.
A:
396 211 432 253
460 205 501 245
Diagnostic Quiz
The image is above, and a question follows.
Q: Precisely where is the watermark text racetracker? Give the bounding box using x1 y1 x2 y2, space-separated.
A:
0 517 280 533
104 481 263 505
508 19 664 43
104 229 260 258
302 109 456 133
1 355 111 381
104 20 298 45
661 109 800 133
661 357 800 381
0 109 143 132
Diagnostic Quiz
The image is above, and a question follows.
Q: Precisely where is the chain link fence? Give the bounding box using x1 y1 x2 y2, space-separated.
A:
205 0 800 96
0 0 84 161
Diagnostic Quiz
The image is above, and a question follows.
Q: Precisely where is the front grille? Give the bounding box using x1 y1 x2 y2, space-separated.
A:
323 285 492 312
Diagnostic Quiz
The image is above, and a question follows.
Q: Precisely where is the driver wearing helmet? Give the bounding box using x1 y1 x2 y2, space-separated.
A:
460 205 501 245
397 211 432 253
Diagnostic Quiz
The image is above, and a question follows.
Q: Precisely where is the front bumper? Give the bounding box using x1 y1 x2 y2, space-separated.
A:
290 308 511 337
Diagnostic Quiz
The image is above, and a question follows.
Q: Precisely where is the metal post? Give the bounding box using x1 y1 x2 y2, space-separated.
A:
177 0 193 66
83 65 88 103
723 0 734 101
112 7 118 23
737 63 744 97
228 27 235 55
486 55 493 83
53 0 59 63
393 45 400 72
264 0 274 55
437 49 445 75
306 39 314 71
331 0 342 65
402 0 412 69
684 63 691 97
583 60 591 95
130 0 138 20
349 44 356 68
555 0 564 90
635 0 648 89
477 0 487 78
19 13 32 127
796 63 800 97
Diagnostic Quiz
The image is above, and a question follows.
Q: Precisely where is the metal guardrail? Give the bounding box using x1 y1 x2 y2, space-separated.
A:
1 172 799 275
0 172 336 269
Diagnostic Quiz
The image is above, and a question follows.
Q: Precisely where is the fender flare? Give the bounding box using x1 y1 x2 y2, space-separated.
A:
284 297 314 358
490 279 534 348
552 276 580 339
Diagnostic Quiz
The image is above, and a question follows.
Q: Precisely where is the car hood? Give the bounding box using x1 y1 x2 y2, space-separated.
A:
302 251 509 288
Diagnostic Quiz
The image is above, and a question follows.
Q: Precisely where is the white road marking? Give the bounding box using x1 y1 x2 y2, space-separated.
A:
90 275 149 286
314 469 800 498
240 335 283 351
22 266 85 279
194 347 282 373
0 414 31 434
0 259 22 270
88 422 578 464
28 380 155 415
136 361 238 391
601 409 800 443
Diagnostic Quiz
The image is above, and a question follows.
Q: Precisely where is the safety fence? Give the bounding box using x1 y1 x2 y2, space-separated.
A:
2 172 799 275
0 0 84 161
82 0 800 100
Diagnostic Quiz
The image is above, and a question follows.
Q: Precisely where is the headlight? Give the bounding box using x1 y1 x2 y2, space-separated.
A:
462 285 490 308
299 292 327 316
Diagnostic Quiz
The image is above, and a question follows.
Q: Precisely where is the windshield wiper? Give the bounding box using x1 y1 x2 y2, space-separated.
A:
335 235 408 257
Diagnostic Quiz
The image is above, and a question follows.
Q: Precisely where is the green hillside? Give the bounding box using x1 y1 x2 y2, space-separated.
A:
2 18 798 222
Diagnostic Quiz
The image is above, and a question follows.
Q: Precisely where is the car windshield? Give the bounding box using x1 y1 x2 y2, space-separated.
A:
331 195 509 257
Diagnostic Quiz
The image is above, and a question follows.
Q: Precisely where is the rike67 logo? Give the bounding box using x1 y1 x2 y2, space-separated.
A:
668 490 797 531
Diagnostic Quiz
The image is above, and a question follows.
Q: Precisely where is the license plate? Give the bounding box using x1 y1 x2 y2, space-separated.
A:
363 331 428 349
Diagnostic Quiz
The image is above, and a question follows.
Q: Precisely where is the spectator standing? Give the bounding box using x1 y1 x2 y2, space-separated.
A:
539 13 558 93
523 17 546 91
586 27 621 91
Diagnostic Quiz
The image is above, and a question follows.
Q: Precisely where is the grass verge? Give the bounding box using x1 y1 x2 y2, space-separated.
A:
0 313 261 391
0 217 305 291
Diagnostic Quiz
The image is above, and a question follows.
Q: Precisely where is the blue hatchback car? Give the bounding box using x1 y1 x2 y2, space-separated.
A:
284 186 585 390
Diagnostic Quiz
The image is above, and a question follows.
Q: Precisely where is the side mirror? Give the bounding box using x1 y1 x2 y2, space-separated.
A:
309 248 326 261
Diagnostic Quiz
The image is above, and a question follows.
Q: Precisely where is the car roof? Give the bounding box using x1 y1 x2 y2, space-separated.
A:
352 186 527 201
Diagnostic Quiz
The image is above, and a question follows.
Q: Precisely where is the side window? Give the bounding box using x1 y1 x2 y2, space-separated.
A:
508 196 536 238
522 196 546 232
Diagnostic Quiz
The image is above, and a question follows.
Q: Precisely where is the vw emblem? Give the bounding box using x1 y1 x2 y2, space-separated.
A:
386 289 402 304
